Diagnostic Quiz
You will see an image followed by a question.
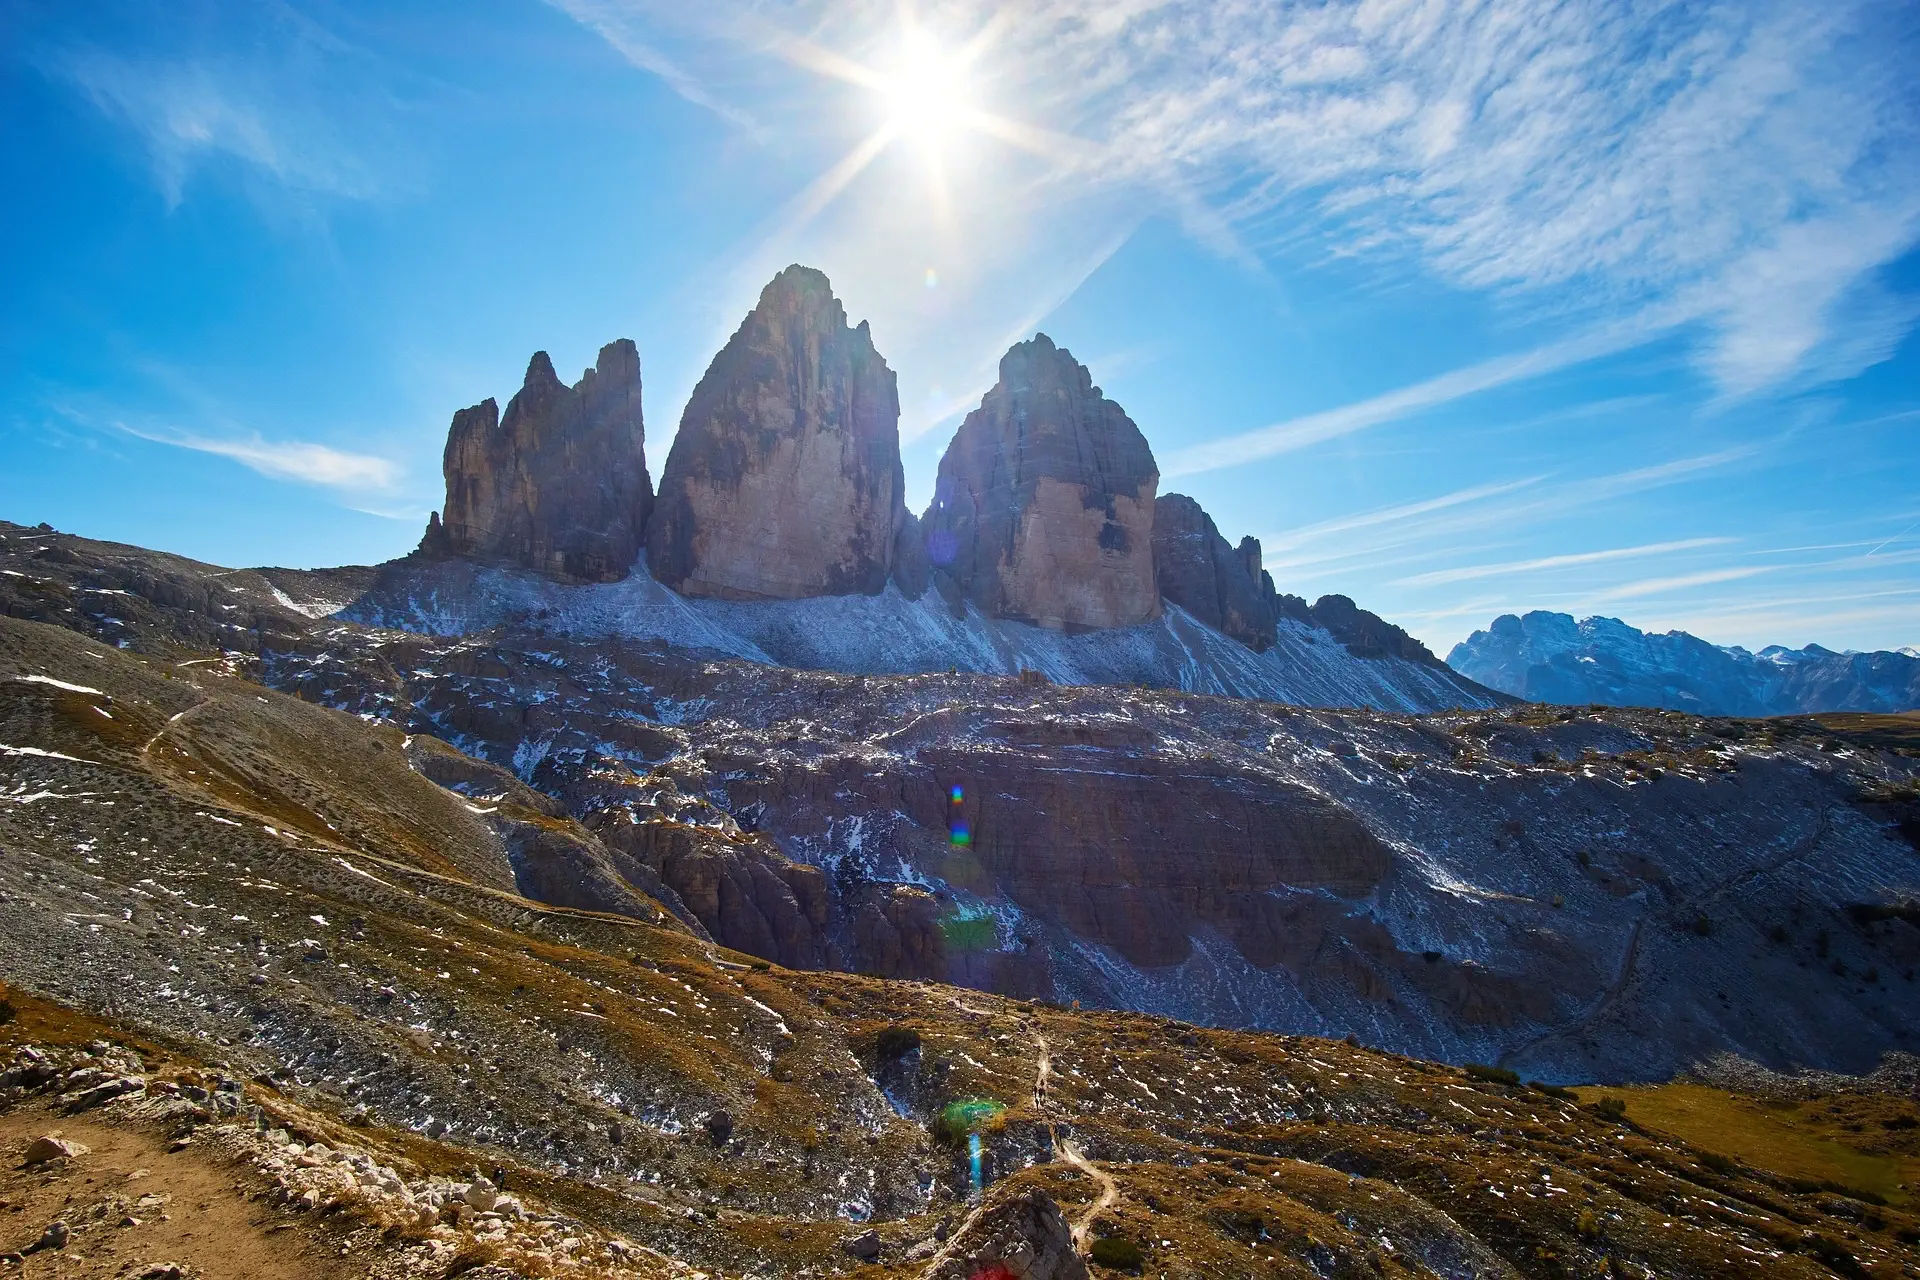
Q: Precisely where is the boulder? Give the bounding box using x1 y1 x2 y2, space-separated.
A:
1151 494 1275 649
923 335 1158 631
842 1229 883 1261
919 1187 1087 1280
22 1135 87 1165
648 265 906 600
434 340 652 582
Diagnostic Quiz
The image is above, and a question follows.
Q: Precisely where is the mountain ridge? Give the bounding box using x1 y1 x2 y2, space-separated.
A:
1450 610 1920 716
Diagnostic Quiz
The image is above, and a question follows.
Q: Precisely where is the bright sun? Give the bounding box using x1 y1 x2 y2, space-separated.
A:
878 35 973 152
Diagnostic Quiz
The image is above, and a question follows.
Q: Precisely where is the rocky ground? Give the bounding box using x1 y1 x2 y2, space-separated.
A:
3 520 1919 1089
0 590 1918 1273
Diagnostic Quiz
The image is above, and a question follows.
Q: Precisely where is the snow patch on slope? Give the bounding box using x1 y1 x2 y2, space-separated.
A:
343 556 1499 714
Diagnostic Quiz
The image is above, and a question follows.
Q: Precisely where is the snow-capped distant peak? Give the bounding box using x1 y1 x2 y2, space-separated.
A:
1449 611 1920 716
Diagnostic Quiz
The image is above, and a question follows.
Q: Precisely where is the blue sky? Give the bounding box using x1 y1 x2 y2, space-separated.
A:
3 0 1917 654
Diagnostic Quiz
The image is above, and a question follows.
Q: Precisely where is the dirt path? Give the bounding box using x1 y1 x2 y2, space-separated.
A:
137 702 208 770
0 1102 362 1280
1028 1026 1118 1248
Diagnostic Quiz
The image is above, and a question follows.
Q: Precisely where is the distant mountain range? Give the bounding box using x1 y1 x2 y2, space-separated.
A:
1449 611 1920 716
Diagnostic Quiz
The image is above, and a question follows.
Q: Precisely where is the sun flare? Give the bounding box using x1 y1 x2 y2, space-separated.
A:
877 35 973 152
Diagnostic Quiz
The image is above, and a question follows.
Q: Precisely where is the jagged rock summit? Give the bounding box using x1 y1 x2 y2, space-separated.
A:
1311 593 1440 663
647 265 908 601
398 269 1487 706
429 340 651 582
923 334 1160 631
1152 492 1278 649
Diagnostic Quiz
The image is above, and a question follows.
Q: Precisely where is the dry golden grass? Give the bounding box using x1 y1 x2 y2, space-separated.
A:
1572 1082 1920 1207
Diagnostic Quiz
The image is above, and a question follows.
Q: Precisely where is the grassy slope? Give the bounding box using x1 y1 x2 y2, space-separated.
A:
1573 1083 1920 1208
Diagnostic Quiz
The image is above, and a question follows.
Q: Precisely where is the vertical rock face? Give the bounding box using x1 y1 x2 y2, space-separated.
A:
923 334 1159 631
647 266 905 600
435 340 652 582
1151 493 1276 649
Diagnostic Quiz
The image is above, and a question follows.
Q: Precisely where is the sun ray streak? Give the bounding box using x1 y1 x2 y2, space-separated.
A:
755 126 899 255
759 29 888 93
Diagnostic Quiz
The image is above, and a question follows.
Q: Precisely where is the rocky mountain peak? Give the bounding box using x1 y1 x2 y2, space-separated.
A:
923 334 1160 631
1151 493 1277 649
431 338 651 583
1450 610 1920 714
647 265 906 600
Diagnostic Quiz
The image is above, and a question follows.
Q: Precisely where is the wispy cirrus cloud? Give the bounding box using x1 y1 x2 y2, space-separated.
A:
563 0 1920 421
1261 446 1757 573
1262 477 1545 553
1589 566 1774 603
1161 316 1682 477
39 1 410 211
113 423 400 490
541 0 763 136
61 51 377 206
1394 538 1737 588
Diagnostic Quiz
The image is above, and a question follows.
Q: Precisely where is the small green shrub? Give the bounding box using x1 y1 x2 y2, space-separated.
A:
1528 1080 1576 1101
1465 1063 1520 1086
1700 1151 1737 1176
1089 1236 1146 1269
1591 1096 1627 1120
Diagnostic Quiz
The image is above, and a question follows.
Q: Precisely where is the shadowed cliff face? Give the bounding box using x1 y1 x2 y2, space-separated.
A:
435 340 652 583
924 335 1160 632
1152 493 1277 651
647 265 906 601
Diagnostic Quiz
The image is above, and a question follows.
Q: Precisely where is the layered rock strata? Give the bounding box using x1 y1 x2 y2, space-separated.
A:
1152 493 1277 649
433 340 651 582
922 335 1159 631
648 266 907 600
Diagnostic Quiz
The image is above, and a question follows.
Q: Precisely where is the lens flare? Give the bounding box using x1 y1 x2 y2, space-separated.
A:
879 33 973 152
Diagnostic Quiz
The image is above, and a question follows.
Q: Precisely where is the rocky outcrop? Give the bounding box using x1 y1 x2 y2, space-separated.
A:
923 335 1159 631
1311 594 1439 663
1152 493 1276 649
594 816 829 969
647 266 906 600
434 341 651 582
921 1188 1087 1280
